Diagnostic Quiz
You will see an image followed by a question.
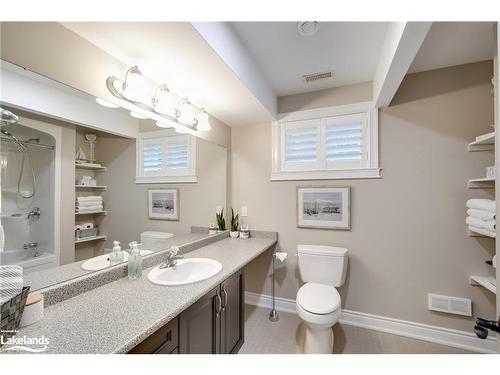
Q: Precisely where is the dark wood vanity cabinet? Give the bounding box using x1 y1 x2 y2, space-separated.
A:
179 269 244 354
128 269 244 354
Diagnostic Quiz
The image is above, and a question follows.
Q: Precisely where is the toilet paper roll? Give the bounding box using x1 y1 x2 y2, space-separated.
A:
82 222 94 229
75 225 84 231
274 252 288 262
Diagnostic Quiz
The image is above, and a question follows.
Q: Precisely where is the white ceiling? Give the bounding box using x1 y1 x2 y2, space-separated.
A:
409 22 495 73
230 22 389 96
61 22 275 127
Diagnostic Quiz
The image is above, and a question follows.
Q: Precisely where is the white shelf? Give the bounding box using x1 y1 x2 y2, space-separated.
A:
75 235 107 244
468 227 496 238
75 185 107 190
75 163 107 171
468 132 495 152
468 177 495 189
470 275 496 294
75 210 107 216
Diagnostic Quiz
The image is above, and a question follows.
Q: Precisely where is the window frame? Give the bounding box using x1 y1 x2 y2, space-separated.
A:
136 129 197 184
271 101 380 181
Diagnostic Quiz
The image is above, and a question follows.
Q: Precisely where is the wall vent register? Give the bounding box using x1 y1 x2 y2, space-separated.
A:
427 293 472 317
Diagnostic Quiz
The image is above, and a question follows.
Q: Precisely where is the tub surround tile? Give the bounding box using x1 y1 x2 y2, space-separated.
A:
15 236 277 354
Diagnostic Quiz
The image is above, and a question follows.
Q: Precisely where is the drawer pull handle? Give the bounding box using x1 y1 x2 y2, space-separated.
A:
215 292 222 315
221 287 228 310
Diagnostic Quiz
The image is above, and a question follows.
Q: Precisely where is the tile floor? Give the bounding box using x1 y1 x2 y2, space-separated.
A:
239 305 471 354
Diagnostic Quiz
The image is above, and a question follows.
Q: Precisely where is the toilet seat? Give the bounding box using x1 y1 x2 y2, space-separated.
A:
297 283 340 315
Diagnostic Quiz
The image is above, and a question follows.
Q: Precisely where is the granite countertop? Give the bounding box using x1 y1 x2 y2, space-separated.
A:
16 236 276 354
24 232 212 291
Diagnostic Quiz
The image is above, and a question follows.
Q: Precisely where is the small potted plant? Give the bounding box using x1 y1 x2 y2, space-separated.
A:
230 208 239 238
216 208 226 232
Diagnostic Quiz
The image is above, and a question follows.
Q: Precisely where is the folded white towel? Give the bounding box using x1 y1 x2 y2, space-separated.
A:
76 205 104 212
466 216 496 231
76 200 103 207
469 225 496 238
466 199 496 213
467 209 496 221
77 196 103 202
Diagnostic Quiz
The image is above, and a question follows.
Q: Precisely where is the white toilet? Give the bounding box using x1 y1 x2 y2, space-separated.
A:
140 231 174 247
296 244 348 354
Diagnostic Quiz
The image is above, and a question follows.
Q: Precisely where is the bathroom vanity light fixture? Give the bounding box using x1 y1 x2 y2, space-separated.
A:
105 65 212 133
95 97 119 108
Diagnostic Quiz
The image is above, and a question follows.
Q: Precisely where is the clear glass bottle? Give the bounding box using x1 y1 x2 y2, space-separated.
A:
109 241 123 266
128 241 142 279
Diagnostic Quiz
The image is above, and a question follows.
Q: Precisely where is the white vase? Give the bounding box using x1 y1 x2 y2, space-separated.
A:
230 231 239 238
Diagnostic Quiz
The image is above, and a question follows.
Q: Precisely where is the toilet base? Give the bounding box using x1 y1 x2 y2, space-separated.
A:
304 325 334 354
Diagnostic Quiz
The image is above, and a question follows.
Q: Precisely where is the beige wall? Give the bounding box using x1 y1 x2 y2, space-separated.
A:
96 135 227 249
278 81 373 113
232 60 496 332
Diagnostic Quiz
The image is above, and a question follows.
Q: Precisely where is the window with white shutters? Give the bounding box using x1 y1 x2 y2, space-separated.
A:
137 133 197 183
272 103 379 180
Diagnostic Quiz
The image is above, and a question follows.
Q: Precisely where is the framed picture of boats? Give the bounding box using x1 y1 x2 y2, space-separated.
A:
297 187 350 230
148 189 179 220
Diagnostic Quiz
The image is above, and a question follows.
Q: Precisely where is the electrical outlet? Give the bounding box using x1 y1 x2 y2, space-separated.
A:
241 206 248 217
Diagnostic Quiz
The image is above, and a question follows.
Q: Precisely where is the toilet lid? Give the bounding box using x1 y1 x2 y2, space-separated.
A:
297 283 340 314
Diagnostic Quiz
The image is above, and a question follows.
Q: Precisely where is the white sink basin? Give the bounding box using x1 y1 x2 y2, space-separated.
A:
81 250 153 271
148 258 222 286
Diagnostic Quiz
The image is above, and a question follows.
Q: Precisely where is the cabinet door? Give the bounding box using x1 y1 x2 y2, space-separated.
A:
179 286 221 354
220 269 244 354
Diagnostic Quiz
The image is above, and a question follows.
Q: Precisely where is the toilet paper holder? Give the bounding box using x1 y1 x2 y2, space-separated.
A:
269 251 287 322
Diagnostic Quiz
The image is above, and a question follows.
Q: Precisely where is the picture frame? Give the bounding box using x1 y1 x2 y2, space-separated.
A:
297 187 350 230
148 189 179 221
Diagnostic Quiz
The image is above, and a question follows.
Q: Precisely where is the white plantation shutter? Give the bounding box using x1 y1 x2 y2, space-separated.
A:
325 113 367 169
281 119 321 171
166 141 188 170
137 134 196 183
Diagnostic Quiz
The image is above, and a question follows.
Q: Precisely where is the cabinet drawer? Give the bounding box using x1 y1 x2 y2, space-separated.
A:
129 317 178 354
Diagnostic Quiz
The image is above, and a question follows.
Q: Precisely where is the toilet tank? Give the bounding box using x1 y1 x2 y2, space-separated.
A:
297 245 348 286
140 231 174 247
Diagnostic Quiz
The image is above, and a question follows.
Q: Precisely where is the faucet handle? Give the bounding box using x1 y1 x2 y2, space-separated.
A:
168 246 179 257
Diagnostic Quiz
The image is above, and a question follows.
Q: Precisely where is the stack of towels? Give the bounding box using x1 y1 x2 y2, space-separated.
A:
466 199 496 238
76 196 104 213
0 265 23 305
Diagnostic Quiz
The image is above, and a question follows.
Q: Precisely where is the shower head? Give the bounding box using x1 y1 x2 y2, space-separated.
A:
0 108 19 127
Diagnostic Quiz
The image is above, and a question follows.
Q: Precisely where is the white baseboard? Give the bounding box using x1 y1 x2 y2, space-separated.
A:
245 292 497 354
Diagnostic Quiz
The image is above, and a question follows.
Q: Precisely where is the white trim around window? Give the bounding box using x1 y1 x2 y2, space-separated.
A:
136 129 197 184
271 101 381 181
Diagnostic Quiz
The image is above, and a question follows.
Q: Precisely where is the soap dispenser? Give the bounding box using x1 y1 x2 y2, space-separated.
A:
109 241 124 266
128 241 142 279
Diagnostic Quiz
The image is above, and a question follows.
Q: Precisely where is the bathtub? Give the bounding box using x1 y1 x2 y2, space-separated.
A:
0 248 56 273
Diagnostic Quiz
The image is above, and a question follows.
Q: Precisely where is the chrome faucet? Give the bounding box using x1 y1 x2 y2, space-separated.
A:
159 246 183 269
23 242 40 257
27 207 41 223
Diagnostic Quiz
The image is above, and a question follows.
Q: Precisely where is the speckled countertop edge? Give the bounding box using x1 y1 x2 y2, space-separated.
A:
12 233 277 354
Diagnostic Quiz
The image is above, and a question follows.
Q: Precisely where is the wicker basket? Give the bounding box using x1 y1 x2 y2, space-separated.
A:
0 286 30 346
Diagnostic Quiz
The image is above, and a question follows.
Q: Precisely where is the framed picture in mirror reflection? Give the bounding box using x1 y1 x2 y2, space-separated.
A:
148 189 179 220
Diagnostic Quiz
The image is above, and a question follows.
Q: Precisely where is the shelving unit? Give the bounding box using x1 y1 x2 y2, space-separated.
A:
75 235 107 244
75 210 108 216
466 126 497 296
468 177 495 189
467 131 495 152
470 275 497 294
75 185 107 191
75 162 107 171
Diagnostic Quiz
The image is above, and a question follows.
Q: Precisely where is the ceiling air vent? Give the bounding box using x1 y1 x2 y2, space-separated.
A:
302 71 333 83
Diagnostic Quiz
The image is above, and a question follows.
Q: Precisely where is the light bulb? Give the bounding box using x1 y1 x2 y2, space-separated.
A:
177 99 195 125
130 111 148 119
95 97 119 108
122 65 145 103
154 85 176 117
196 109 212 131
156 120 173 128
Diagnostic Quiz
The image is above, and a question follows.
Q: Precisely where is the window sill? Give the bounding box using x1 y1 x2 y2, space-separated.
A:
270 168 382 181
135 175 198 184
